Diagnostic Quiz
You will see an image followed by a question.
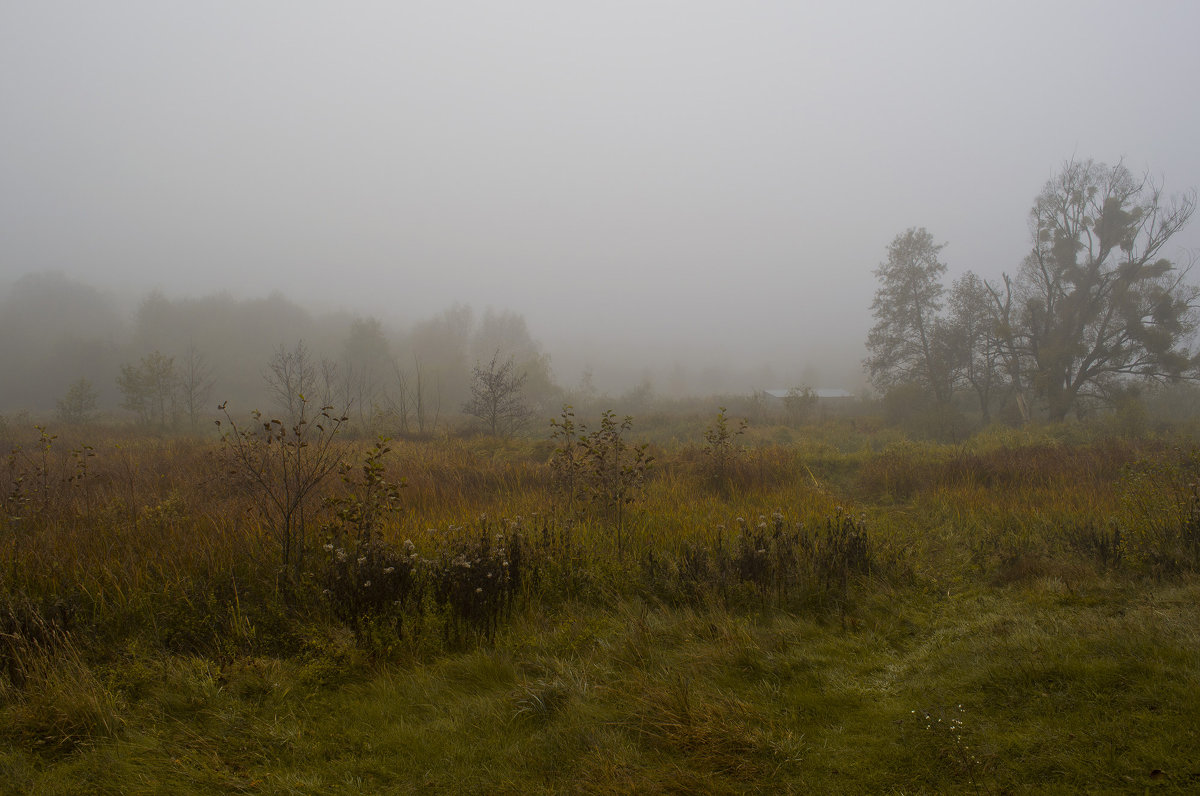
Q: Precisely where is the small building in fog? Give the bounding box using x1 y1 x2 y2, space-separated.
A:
756 387 860 422
761 388 855 403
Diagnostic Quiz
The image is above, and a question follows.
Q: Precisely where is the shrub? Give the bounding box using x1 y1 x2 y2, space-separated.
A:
550 407 653 556
578 411 653 555
643 510 875 613
216 399 348 581
321 439 420 644
430 524 523 645
323 537 422 645
1120 448 1200 573
702 407 747 494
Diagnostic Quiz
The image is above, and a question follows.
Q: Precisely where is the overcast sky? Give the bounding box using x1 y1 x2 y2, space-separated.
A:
3 1 1199 390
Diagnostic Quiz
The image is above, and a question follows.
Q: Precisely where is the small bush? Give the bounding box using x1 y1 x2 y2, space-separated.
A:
643 510 874 612
1119 448 1200 574
321 439 419 645
323 538 423 644
702 407 747 495
1063 521 1124 570
430 524 523 645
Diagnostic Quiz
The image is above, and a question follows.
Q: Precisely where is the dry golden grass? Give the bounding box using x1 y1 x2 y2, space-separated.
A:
2 420 1199 792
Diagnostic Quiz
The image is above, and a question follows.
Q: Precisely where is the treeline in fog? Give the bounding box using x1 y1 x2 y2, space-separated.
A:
0 272 559 433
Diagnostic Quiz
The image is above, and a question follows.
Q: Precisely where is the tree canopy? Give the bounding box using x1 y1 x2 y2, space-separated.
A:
462 352 532 437
1007 159 1199 420
867 159 1199 425
865 227 953 404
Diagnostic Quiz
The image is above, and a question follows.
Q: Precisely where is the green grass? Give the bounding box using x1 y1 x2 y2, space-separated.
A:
3 423 1200 791
4 579 1198 793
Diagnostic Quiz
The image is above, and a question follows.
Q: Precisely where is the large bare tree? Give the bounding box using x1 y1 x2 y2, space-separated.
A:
1002 160 1199 420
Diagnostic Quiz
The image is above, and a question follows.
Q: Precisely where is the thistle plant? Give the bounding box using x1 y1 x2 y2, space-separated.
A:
322 537 421 644
430 522 522 645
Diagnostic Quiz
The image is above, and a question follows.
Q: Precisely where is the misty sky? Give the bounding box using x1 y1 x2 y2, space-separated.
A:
3 1 1199 390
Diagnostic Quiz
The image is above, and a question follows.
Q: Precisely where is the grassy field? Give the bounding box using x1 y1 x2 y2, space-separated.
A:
2 414 1199 793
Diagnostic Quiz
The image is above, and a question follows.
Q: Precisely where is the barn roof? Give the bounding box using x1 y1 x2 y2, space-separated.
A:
762 388 854 400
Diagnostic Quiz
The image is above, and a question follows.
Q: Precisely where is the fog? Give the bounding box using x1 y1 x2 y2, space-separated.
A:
3 1 1200 401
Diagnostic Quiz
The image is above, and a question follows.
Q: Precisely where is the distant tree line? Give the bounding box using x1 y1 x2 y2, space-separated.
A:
0 276 559 434
867 159 1199 431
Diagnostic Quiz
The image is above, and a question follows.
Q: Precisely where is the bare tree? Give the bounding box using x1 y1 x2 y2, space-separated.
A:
1003 160 1199 420
385 360 412 434
412 356 440 433
463 351 532 436
264 340 316 425
946 272 1005 423
985 274 1033 423
217 397 347 581
342 317 390 430
179 344 215 430
318 358 343 412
